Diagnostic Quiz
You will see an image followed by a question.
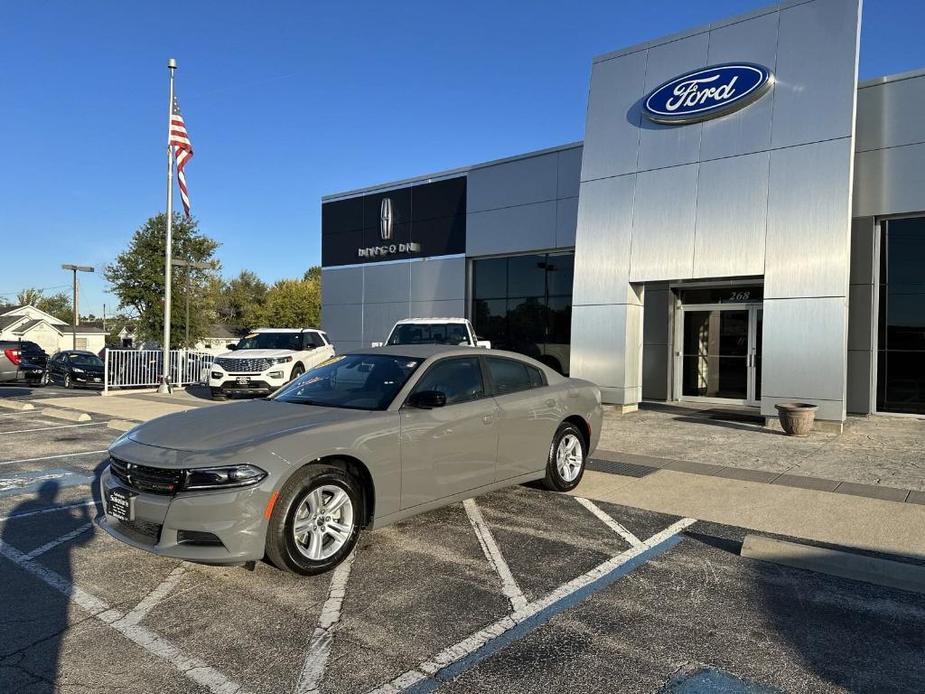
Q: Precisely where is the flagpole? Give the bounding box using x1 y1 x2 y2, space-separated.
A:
158 57 177 393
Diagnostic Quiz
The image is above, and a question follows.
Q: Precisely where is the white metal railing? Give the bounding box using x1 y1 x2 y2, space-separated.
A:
103 349 214 393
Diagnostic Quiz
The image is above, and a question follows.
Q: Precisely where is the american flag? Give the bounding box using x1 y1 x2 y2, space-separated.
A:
169 96 193 216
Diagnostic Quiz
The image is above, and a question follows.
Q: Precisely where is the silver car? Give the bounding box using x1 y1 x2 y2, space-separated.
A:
99 346 603 575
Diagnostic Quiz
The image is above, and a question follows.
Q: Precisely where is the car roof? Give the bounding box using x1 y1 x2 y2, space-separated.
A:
59 350 97 355
251 328 321 333
393 317 468 325
347 344 547 364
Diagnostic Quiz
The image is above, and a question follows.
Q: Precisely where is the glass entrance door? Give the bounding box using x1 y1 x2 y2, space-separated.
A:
677 305 762 405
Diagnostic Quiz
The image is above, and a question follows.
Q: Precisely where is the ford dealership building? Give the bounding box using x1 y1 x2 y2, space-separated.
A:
320 0 925 425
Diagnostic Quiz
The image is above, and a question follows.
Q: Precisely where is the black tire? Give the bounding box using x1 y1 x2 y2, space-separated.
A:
63 373 72 389
542 422 587 492
210 387 227 401
265 464 362 575
289 363 305 382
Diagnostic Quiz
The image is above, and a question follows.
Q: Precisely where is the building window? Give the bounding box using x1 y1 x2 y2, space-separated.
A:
471 252 573 375
877 217 925 414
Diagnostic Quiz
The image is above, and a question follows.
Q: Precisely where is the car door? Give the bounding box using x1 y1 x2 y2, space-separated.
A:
487 356 561 481
48 354 62 383
399 356 499 509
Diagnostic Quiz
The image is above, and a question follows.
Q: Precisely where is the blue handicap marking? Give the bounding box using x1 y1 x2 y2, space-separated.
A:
0 468 93 498
662 667 783 694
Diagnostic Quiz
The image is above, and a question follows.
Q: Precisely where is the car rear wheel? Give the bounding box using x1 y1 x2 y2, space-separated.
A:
265 464 362 575
542 422 586 492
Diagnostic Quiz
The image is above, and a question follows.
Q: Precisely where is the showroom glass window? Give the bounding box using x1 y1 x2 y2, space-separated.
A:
471 253 573 375
877 217 925 414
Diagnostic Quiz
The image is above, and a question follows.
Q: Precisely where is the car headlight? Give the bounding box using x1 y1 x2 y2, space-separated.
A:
72 367 85 373
211 371 222 379
271 356 293 365
183 464 267 490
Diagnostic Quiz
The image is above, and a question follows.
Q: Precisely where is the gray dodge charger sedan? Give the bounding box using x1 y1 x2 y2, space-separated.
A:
99 346 603 575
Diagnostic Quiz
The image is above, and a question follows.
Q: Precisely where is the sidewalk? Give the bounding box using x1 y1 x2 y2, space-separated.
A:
598 403 925 491
38 387 222 422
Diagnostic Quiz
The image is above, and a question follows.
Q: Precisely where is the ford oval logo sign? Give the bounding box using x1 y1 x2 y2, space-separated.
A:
643 63 774 125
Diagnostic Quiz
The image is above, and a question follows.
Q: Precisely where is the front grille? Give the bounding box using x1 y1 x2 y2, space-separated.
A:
214 357 273 373
109 456 184 495
117 519 162 546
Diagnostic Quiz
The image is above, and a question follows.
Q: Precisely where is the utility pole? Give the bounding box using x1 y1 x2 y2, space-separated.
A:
171 259 211 347
159 57 177 393
61 264 94 350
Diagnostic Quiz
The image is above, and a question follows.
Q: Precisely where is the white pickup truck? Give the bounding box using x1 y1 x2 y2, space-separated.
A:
373 318 491 349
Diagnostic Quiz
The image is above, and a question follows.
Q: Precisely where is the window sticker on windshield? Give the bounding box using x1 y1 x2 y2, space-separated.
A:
405 361 419 368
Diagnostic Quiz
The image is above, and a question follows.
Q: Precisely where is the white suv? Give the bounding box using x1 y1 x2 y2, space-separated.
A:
208 328 335 400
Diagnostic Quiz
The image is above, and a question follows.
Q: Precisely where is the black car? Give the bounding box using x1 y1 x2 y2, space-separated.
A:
45 350 105 389
0 340 48 384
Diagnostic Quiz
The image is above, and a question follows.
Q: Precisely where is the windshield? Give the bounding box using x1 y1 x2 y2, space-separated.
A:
387 323 471 346
273 354 421 410
68 353 103 367
235 332 301 351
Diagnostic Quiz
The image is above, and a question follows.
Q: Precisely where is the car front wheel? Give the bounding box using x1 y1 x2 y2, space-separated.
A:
542 422 586 492
63 373 72 389
265 464 362 575
289 363 304 382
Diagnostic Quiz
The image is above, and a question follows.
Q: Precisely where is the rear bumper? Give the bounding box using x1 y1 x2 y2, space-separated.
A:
97 466 272 564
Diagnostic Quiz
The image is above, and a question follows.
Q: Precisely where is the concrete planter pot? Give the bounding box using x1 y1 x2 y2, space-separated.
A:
775 402 818 437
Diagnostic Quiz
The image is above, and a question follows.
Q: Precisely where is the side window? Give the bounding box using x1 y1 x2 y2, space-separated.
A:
526 365 546 388
412 357 484 405
487 357 534 395
304 332 325 349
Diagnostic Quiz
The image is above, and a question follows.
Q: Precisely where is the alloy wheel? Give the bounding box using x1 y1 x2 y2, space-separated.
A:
556 433 583 482
292 484 354 561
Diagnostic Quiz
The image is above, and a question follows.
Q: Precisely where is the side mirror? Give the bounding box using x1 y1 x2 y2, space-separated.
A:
407 390 447 409
226 343 238 351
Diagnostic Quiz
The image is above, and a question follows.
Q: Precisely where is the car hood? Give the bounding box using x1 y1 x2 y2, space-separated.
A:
127 399 367 452
216 349 295 359
72 364 104 373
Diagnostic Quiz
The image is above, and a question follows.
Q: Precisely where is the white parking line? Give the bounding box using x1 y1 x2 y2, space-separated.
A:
1 421 105 435
26 522 94 558
575 497 643 547
294 550 357 694
0 538 252 694
367 517 697 694
0 449 109 466
463 498 527 612
0 500 96 523
120 563 190 627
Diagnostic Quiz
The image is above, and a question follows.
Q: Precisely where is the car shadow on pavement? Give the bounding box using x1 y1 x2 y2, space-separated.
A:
0 481 96 692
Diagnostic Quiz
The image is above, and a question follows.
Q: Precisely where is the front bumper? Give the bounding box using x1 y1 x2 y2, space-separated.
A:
97 465 272 564
208 368 289 397
73 373 104 388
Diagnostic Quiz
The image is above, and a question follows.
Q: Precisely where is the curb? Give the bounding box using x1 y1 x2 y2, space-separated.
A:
0 400 35 411
741 534 925 596
39 408 91 423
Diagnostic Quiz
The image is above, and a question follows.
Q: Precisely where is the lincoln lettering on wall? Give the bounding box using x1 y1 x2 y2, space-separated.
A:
321 177 466 267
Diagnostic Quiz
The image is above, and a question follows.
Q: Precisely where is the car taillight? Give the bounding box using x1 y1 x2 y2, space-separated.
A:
4 349 21 366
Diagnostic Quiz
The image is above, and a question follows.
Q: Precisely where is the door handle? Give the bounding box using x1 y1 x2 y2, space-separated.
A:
482 414 494 425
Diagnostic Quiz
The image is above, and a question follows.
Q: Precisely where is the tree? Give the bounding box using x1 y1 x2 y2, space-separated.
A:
16 288 73 323
213 270 268 329
104 212 221 347
251 278 321 328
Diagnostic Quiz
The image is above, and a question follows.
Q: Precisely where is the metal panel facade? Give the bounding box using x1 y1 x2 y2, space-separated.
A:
571 0 862 417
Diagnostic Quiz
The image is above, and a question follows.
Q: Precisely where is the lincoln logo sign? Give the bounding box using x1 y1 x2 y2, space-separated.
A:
643 63 774 125
358 197 421 258
380 197 394 241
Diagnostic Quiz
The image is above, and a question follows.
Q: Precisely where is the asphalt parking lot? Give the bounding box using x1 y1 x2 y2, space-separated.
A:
2 392 925 693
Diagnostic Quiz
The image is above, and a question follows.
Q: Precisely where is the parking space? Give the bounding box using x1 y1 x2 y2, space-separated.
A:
2 390 925 693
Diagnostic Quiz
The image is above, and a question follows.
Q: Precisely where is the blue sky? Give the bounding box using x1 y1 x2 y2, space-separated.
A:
2 1 923 316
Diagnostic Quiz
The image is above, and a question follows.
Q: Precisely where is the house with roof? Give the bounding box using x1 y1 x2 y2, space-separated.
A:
0 305 107 354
